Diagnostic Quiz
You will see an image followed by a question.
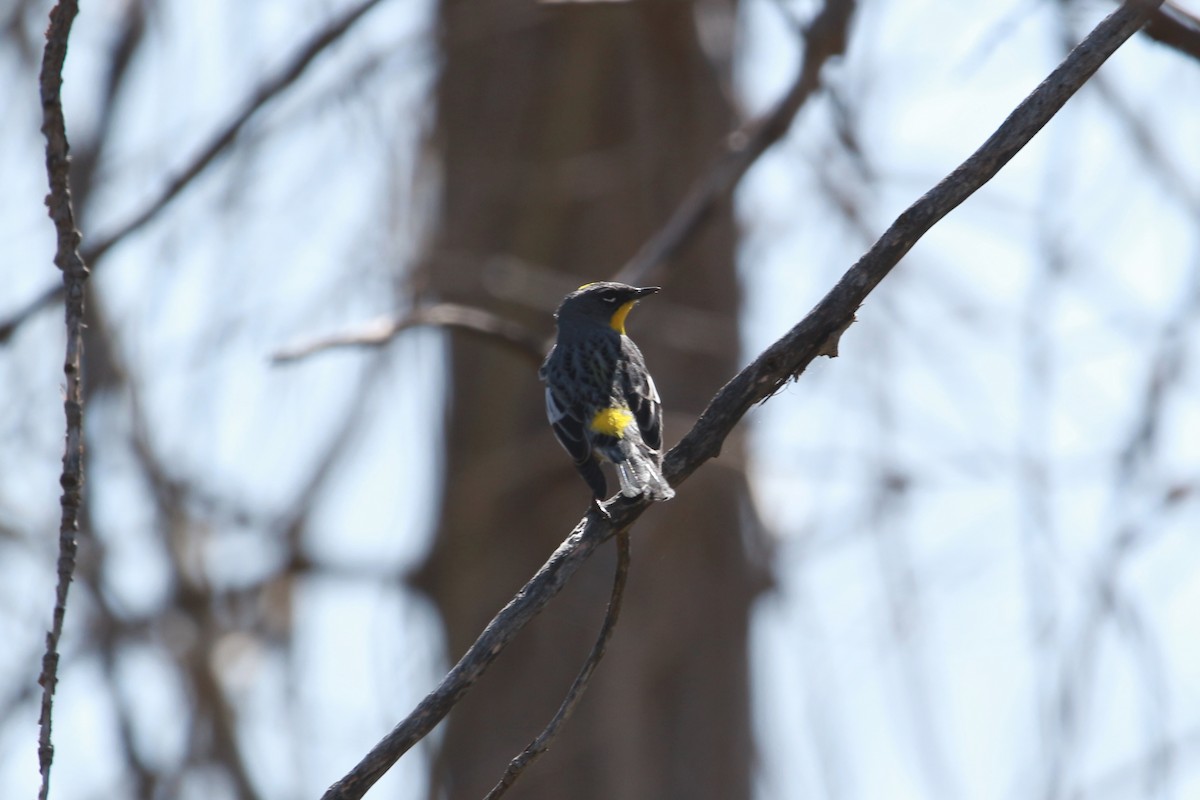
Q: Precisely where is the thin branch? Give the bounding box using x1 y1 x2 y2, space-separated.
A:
614 0 857 286
0 0 390 345
271 303 546 365
37 2 88 799
483 530 632 800
319 3 1161 798
664 0 1163 484
321 503 635 800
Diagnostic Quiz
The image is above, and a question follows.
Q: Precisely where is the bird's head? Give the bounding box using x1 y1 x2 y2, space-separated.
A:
554 282 660 335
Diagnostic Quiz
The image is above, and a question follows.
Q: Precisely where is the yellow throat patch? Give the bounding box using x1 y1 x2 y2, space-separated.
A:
609 300 637 334
590 407 634 438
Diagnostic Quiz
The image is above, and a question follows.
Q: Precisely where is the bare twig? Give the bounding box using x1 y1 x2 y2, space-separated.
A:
319 3 1161 798
0 0 390 345
614 0 857 286
483 530 632 800
37 3 88 799
271 303 546 365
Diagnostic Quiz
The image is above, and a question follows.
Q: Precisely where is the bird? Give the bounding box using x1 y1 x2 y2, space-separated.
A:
539 281 675 510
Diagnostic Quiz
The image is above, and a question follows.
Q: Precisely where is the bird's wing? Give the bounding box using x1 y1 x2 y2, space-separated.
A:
623 360 663 452
545 385 592 465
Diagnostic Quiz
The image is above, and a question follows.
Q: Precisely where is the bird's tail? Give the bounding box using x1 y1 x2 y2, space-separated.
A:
613 444 675 501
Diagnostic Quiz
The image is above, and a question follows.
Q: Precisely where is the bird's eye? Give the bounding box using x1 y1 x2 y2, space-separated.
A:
602 293 618 304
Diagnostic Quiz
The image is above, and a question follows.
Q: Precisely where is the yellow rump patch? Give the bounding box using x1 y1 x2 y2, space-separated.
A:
608 300 637 334
590 407 634 438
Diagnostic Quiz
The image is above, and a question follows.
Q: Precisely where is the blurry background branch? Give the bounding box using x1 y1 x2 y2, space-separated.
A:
1144 2 1200 61
0 0 390 345
615 0 856 286
272 303 545 365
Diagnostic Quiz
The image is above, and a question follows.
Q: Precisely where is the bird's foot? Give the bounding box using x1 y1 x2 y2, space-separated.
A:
592 497 613 520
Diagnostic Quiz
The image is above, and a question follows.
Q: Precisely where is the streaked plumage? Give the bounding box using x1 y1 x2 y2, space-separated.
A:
539 282 674 503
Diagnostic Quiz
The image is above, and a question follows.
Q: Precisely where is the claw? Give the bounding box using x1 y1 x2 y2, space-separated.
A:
592 497 613 520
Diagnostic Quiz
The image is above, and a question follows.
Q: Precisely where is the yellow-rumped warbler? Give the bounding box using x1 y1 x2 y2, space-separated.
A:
540 282 675 506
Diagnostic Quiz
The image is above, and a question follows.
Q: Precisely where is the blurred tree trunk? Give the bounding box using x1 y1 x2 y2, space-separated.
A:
415 1 764 798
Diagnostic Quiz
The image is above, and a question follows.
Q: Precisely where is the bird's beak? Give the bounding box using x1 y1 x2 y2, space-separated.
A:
633 286 661 299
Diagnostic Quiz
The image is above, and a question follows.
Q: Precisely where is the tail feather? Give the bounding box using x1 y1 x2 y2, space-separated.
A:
613 447 675 501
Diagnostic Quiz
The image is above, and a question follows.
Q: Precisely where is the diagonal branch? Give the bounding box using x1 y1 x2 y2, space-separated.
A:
321 504 633 800
665 0 1164 483
320 2 1162 798
37 3 89 799
0 0 390 345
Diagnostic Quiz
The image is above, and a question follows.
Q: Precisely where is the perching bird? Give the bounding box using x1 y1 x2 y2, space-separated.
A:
539 281 675 508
